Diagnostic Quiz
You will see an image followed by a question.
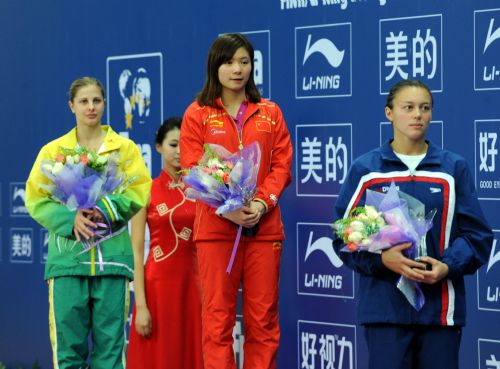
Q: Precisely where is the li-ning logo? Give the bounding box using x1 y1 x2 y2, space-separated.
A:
484 18 500 53
304 231 343 268
11 185 28 215
429 187 441 194
487 239 500 273
303 34 345 68
13 187 25 203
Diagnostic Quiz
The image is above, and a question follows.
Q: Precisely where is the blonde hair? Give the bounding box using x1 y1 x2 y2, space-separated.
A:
68 77 105 102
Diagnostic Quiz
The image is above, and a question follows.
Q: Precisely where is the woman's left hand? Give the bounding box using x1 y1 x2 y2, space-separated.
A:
412 256 449 284
248 201 266 225
89 207 103 222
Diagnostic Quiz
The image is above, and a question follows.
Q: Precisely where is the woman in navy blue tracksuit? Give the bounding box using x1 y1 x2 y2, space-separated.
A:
333 79 493 369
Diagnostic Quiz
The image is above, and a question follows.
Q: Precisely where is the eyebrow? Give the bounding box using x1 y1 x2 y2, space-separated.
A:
400 101 431 104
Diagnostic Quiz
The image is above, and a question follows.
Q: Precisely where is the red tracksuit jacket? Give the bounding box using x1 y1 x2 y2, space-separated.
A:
180 97 293 242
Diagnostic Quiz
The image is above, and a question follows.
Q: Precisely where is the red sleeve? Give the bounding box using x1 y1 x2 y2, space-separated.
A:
254 103 293 211
180 102 205 170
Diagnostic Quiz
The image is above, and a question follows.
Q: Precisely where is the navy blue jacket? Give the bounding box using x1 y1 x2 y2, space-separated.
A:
333 140 493 326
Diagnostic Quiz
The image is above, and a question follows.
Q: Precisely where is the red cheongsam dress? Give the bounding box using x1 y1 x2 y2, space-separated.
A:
127 171 203 369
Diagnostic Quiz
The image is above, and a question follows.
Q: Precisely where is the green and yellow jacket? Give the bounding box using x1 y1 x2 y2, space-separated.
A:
26 125 151 280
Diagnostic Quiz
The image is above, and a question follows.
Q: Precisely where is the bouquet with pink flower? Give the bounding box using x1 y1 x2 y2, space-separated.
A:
333 205 387 252
182 142 261 216
39 146 136 265
182 142 261 272
333 182 436 310
40 146 132 211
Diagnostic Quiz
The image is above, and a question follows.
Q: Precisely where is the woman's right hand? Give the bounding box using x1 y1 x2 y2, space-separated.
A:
73 209 97 241
381 242 425 282
135 305 152 338
221 206 260 227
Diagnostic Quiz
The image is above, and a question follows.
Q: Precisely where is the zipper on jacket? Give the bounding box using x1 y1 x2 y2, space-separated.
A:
222 103 258 151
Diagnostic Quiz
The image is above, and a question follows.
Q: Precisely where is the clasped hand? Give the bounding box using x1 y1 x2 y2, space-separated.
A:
220 201 265 228
381 242 449 284
73 208 103 241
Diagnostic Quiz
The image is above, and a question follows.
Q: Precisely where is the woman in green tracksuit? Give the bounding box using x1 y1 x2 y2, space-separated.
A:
25 76 151 369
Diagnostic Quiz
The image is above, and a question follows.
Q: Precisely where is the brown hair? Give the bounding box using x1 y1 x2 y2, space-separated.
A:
68 76 105 102
197 33 261 107
385 79 433 109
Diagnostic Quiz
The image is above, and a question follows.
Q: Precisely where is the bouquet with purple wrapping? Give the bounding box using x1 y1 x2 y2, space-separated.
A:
39 147 129 211
183 142 261 273
333 182 436 310
39 147 136 269
183 142 261 215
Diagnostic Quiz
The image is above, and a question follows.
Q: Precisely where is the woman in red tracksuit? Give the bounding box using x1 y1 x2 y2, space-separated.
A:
180 33 293 369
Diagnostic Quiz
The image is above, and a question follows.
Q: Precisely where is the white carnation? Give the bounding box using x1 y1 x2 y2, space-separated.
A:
52 162 64 175
348 231 363 243
365 205 380 219
350 220 365 232
42 163 53 173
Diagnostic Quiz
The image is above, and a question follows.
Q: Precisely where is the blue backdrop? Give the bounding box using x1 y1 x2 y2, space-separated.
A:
1 1 500 368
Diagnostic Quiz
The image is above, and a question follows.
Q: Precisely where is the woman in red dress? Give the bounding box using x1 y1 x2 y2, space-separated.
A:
127 117 203 369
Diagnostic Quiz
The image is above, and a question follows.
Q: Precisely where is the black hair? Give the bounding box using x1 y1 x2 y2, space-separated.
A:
155 116 182 145
196 33 261 107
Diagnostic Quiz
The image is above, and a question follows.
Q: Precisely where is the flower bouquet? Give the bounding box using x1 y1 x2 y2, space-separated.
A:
39 146 135 270
40 147 129 211
333 182 436 310
182 142 261 272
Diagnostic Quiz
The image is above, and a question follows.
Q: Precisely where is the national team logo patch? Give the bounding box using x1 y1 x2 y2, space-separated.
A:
209 119 224 128
256 120 271 132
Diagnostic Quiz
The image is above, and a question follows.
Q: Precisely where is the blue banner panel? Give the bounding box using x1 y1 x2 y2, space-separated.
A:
474 9 500 91
380 14 442 94
1 1 500 368
298 320 357 369
296 222 354 299
295 124 352 197
295 23 352 98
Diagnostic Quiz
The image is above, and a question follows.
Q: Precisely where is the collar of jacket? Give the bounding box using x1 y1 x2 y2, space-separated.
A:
215 97 260 118
380 139 442 166
59 125 123 153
